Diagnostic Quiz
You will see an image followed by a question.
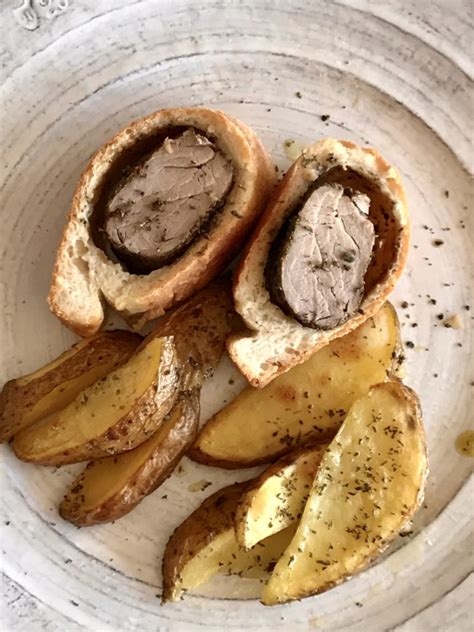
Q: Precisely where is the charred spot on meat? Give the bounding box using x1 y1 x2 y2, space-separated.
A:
102 129 234 273
267 183 375 330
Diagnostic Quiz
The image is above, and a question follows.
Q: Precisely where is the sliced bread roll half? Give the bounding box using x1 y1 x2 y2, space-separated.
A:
228 139 409 387
48 108 276 336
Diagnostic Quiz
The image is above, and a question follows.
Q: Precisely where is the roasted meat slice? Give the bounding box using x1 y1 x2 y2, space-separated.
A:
104 129 234 272
268 183 375 329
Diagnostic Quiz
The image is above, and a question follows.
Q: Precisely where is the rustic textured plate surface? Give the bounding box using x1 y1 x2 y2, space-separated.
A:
1 1 473 630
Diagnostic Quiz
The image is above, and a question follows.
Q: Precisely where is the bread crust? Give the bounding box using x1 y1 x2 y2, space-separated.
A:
48 108 276 336
228 139 409 387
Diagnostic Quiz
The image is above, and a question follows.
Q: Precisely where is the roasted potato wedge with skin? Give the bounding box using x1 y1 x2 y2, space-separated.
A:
60 392 200 526
152 278 234 391
59 283 232 525
235 443 328 550
262 381 428 605
0 331 141 442
162 482 294 603
191 302 402 467
12 336 179 465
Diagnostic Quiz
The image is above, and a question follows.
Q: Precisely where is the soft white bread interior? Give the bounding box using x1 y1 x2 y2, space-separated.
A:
48 108 276 337
228 139 409 387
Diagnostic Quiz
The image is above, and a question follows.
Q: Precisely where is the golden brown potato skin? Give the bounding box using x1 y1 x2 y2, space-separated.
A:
162 482 248 603
59 392 200 526
12 336 179 465
0 331 141 443
152 277 234 390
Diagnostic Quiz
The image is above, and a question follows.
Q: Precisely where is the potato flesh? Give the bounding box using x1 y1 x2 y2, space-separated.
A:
176 526 294 597
178 531 235 592
1 332 140 441
13 338 166 459
21 361 129 428
60 396 198 517
238 446 326 549
66 411 175 510
163 481 294 602
262 382 427 605
193 302 400 465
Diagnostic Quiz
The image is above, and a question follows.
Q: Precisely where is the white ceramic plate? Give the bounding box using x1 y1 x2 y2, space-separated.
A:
1 1 472 630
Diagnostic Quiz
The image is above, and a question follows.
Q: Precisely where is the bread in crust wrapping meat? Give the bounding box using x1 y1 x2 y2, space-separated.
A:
228 139 409 387
48 108 276 337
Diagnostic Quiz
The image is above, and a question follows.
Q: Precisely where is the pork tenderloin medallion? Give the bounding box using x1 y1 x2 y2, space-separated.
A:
228 138 409 387
103 129 234 273
267 184 375 329
48 108 276 336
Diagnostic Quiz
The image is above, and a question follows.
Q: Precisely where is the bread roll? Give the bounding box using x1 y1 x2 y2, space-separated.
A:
228 139 409 387
48 108 276 336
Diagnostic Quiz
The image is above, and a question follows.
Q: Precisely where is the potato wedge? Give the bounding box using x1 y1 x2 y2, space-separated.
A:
191 302 402 467
59 392 200 526
235 443 328 549
0 331 141 442
12 336 179 465
58 282 232 524
261 381 428 605
152 278 233 390
162 482 294 602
